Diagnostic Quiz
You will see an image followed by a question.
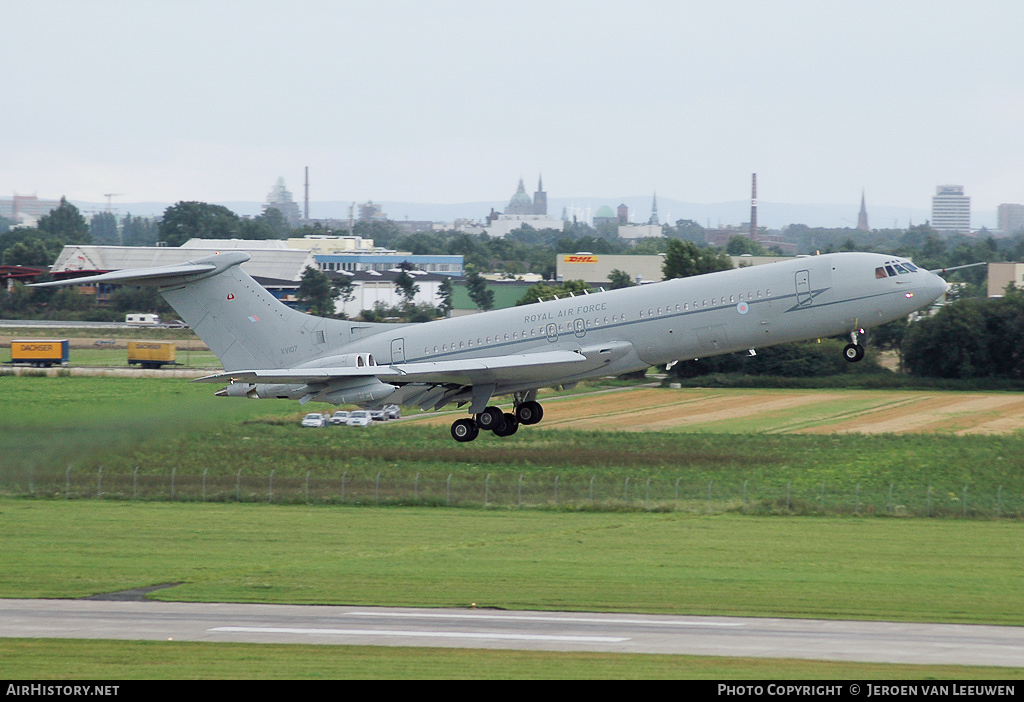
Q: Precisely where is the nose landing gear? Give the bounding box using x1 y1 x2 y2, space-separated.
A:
843 329 865 362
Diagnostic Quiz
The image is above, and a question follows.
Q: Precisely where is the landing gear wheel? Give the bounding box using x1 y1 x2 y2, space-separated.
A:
476 406 506 432
515 400 544 426
843 343 865 363
492 413 519 437
451 418 479 442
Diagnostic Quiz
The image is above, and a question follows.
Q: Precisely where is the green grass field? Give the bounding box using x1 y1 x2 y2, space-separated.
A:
2 638 1018 680
2 499 1021 624
2 376 1023 677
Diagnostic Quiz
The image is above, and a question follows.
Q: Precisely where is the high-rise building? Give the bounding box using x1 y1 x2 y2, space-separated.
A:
0 195 62 224
263 177 301 227
931 185 971 233
997 204 1024 236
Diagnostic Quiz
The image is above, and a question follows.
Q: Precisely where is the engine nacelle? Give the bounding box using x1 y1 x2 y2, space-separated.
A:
316 352 379 368
215 352 393 404
218 382 307 400
316 377 396 405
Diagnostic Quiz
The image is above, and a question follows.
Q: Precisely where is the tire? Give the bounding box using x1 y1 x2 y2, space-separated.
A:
843 343 865 362
515 400 543 425
451 418 479 442
476 406 505 432
492 413 519 437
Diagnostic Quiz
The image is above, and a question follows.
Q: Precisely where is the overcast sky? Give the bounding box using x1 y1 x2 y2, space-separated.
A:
4 0 1023 217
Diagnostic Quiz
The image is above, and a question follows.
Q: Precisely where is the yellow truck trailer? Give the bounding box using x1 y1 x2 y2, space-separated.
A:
127 341 179 369
8 339 70 367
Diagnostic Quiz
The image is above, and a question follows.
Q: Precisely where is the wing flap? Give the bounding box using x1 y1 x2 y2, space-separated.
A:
195 349 587 386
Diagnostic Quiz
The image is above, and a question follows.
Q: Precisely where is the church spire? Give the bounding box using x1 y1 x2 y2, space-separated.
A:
857 190 869 231
649 192 659 225
533 173 547 215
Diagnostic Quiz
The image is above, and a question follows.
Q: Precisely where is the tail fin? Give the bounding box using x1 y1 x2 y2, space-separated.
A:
34 251 386 371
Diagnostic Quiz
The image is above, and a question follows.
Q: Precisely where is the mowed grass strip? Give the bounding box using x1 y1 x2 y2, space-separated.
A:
1 638 1018 680
2 499 1021 625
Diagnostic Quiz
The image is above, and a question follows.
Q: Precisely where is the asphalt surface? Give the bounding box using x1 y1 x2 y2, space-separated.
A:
2 599 1021 667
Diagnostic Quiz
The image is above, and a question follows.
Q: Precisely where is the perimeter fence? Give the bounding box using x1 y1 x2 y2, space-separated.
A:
2 466 1022 519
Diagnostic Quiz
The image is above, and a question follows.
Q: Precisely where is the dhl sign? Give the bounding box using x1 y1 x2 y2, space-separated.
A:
563 255 598 264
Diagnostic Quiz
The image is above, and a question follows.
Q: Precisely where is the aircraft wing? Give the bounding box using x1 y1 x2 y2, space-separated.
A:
195 349 588 387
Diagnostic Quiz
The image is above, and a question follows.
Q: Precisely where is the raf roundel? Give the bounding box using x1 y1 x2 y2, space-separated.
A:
736 301 749 315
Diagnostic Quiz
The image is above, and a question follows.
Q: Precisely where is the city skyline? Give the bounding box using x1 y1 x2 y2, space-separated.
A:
4 1 1023 217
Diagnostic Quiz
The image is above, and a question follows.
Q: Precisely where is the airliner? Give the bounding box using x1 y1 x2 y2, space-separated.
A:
35 251 947 441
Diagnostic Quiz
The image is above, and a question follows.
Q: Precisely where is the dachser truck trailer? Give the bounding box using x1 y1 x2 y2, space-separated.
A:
8 339 70 367
127 340 179 369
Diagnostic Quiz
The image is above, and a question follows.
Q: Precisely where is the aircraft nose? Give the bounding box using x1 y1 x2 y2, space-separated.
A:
926 272 948 303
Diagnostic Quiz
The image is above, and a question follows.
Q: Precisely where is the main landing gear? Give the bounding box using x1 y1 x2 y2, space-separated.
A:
450 400 545 442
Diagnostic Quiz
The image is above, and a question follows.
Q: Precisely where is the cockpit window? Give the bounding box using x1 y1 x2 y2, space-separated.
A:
877 261 920 279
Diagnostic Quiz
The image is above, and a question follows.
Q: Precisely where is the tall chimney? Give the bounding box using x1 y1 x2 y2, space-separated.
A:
304 166 310 221
750 173 757 239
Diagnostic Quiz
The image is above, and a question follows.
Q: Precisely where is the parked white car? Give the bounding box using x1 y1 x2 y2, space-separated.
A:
329 410 350 426
346 410 372 427
383 404 401 420
300 412 328 428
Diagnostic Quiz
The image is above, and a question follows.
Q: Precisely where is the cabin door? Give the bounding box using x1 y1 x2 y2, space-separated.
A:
795 270 813 306
391 338 406 363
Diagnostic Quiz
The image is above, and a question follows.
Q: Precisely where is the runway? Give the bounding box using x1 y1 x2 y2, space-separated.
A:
2 599 1022 667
